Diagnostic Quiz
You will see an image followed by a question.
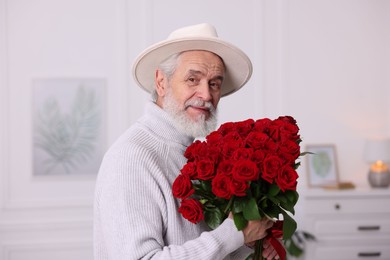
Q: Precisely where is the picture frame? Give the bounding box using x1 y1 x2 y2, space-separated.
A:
305 144 340 187
32 78 107 176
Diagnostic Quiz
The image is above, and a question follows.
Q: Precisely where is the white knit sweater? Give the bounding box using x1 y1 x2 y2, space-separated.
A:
93 101 252 260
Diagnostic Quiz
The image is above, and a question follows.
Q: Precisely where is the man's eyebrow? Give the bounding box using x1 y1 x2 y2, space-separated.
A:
187 69 203 76
187 70 224 81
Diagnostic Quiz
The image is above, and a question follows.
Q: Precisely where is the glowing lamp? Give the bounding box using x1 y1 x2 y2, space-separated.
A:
364 139 390 188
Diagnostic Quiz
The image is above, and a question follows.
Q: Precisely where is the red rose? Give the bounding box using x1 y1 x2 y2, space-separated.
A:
212 173 233 199
217 122 236 136
222 140 244 160
269 118 300 142
253 118 272 133
230 179 249 197
235 119 254 138
232 160 259 182
172 174 194 199
232 147 254 161
277 116 297 125
206 131 224 146
262 155 283 183
265 139 278 152
251 149 266 168
180 162 197 179
276 165 298 192
205 146 222 164
217 160 234 175
196 159 215 180
268 120 285 142
245 132 270 149
178 198 204 224
279 123 300 142
184 140 202 161
279 140 300 160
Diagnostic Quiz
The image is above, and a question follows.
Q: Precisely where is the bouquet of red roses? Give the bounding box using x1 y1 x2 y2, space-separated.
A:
172 116 303 260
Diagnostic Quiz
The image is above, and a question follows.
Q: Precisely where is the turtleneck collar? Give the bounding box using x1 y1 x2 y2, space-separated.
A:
139 101 195 147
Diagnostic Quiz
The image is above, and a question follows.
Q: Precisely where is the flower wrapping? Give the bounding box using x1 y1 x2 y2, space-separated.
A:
172 116 304 260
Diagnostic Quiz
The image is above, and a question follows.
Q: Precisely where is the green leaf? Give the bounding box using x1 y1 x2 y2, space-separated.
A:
250 182 261 198
264 204 281 219
232 197 246 214
300 151 314 156
204 207 224 230
267 183 280 197
200 180 212 192
276 193 287 203
243 197 261 220
280 200 295 215
268 196 280 205
233 212 248 230
285 190 299 206
280 210 297 240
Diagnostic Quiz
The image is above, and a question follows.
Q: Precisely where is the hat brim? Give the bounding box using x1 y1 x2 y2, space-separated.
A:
132 37 252 97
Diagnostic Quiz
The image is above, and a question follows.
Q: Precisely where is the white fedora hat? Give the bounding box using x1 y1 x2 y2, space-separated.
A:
132 23 253 97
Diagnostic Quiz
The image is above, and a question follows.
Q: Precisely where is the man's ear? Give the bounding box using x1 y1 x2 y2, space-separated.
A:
155 69 167 97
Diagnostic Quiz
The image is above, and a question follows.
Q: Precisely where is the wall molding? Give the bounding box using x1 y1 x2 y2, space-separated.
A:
0 0 10 212
1 240 92 260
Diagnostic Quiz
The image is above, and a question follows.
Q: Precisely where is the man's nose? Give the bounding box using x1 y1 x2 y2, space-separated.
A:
196 81 212 101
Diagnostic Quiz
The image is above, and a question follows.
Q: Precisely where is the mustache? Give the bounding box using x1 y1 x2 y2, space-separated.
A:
184 99 216 112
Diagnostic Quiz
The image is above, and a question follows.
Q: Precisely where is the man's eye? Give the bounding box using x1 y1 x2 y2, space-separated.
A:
210 82 221 90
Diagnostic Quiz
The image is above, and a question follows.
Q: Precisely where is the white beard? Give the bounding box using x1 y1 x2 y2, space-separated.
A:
162 88 218 138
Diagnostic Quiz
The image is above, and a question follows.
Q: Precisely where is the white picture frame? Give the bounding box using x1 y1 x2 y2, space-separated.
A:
306 144 340 187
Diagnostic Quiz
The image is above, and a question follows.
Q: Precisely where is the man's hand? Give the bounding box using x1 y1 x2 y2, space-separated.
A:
242 217 274 244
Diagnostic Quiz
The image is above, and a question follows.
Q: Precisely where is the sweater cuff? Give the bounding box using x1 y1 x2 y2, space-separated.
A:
210 218 244 253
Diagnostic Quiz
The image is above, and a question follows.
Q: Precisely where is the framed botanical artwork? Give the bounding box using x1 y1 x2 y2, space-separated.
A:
32 78 107 176
305 144 340 187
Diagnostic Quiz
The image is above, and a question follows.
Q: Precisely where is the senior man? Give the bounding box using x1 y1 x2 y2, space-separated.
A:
94 23 279 260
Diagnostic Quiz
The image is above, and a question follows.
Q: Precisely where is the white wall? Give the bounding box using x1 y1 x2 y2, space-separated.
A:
0 0 389 259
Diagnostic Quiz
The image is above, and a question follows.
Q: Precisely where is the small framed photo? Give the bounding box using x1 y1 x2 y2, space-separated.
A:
305 144 340 187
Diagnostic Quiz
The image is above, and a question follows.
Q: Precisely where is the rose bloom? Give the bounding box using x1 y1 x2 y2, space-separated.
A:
184 140 202 161
253 118 272 133
232 147 254 161
217 122 236 136
206 131 224 146
270 117 300 142
222 140 244 159
251 149 266 168
235 119 254 138
178 198 204 224
205 146 222 164
232 159 259 182
230 179 249 197
217 160 234 175
245 131 270 149
180 162 197 179
212 173 233 199
262 155 283 183
268 119 285 142
222 131 243 143
196 159 216 180
276 165 298 192
279 139 300 159
279 122 300 141
172 174 195 199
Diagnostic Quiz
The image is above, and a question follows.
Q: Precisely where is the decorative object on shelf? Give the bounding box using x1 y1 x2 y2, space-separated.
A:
305 144 340 188
364 138 390 188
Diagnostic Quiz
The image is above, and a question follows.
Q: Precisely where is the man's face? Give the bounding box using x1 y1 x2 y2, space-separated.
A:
156 50 225 137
